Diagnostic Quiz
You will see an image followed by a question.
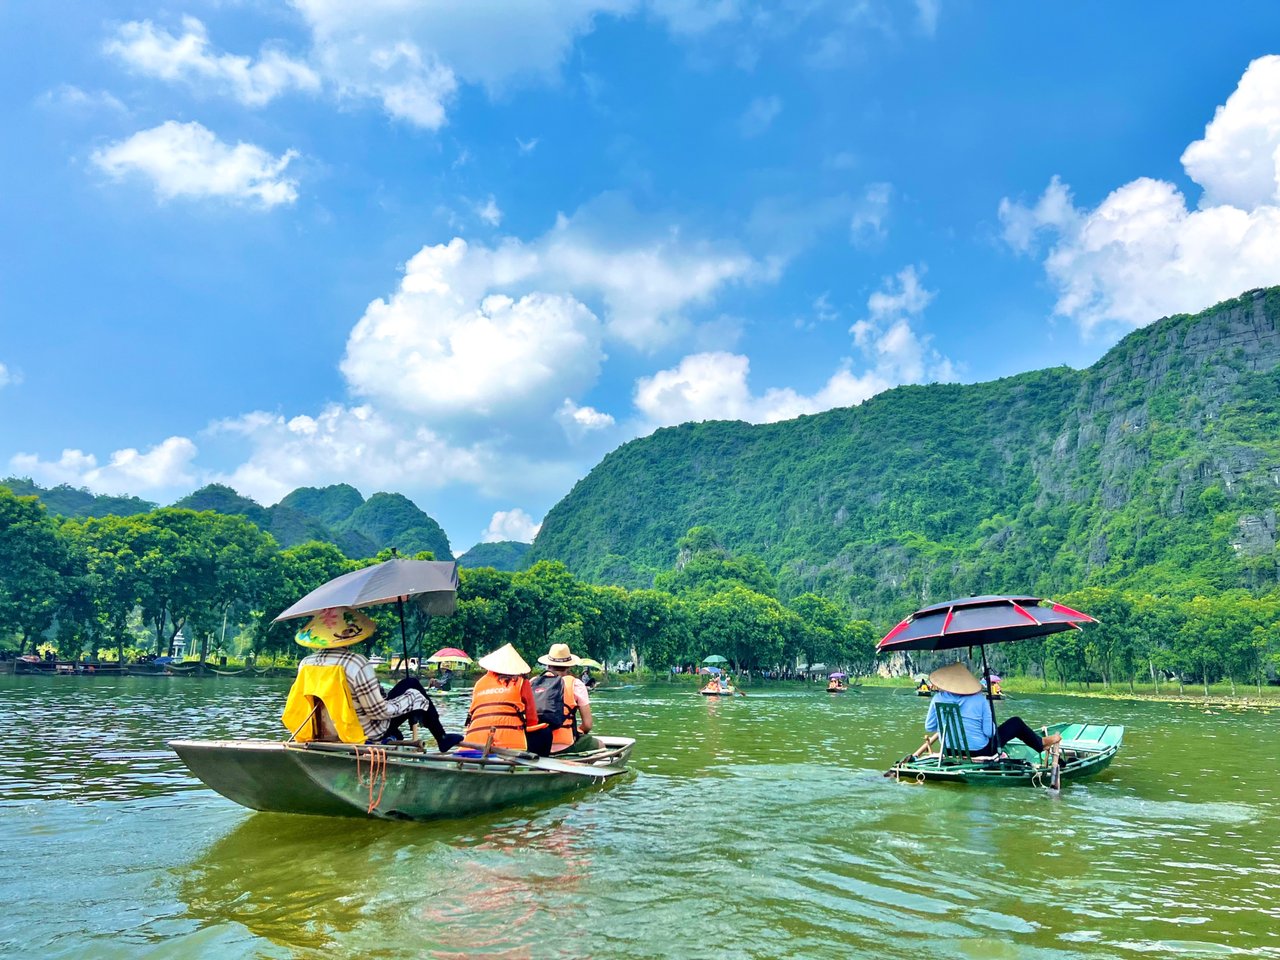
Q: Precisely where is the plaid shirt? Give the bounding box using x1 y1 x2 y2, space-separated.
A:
299 648 429 740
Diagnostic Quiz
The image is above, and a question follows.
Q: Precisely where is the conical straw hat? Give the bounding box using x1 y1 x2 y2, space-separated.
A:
477 643 531 676
295 607 376 649
928 662 982 695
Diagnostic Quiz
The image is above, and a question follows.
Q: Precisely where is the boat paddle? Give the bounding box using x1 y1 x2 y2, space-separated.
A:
455 740 628 777
1048 742 1062 792
883 733 938 777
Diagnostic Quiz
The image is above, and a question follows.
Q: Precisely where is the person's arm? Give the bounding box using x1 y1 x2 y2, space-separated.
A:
573 678 593 734
924 698 938 735
347 658 394 720
520 677 541 728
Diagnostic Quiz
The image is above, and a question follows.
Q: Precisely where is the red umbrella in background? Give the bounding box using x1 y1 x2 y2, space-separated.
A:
426 647 473 664
877 594 1097 733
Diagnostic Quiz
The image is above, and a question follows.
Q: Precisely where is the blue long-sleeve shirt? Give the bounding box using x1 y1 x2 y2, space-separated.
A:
924 691 994 749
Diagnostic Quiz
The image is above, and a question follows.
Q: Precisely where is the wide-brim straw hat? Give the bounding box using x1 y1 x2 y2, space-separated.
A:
478 643 531 676
537 642 581 668
296 607 376 649
929 662 982 695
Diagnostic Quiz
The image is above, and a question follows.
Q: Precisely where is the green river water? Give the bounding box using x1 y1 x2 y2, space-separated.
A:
0 675 1276 959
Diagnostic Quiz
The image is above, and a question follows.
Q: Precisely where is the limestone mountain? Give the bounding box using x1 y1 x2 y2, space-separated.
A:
456 540 532 571
529 288 1280 620
5 479 454 562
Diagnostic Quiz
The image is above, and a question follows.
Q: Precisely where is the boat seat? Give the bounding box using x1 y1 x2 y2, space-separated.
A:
281 665 367 744
934 702 999 763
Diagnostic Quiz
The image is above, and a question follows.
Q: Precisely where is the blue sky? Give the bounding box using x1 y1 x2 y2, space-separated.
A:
3 2 1280 554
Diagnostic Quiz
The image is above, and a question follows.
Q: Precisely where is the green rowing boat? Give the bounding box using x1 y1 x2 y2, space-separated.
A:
887 721 1123 786
170 736 635 821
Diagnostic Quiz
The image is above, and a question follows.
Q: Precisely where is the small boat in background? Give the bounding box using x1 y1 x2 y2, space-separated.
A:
826 671 848 693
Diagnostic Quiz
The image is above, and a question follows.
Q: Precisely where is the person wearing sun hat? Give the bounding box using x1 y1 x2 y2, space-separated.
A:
288 607 463 750
529 642 595 755
922 662 1061 757
464 643 542 751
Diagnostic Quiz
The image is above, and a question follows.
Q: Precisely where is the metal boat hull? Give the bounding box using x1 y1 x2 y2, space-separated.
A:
171 736 634 820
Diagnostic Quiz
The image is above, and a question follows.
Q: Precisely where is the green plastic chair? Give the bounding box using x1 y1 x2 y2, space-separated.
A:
934 701 975 762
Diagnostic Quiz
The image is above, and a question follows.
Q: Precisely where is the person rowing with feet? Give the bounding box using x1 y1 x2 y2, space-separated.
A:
920 663 1061 758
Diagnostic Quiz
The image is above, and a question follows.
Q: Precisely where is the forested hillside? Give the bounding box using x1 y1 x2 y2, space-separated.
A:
2 479 455 562
531 288 1280 620
457 540 531 571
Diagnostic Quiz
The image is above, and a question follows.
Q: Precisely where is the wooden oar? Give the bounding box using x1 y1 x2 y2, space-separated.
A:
455 740 628 777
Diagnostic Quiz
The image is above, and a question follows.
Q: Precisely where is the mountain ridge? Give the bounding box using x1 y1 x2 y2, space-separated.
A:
527 287 1280 618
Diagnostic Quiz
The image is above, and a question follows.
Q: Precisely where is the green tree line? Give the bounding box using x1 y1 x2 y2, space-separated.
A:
4 487 1278 687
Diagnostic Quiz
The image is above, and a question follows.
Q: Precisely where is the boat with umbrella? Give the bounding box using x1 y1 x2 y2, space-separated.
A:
698 659 737 696
423 646 472 693
879 595 1123 787
826 672 848 693
169 558 634 821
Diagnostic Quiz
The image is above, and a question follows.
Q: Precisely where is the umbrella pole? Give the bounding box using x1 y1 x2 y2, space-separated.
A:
980 644 999 743
397 597 411 678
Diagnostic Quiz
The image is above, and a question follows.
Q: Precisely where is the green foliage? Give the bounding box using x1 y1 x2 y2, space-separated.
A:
529 288 1280 625
456 540 531 572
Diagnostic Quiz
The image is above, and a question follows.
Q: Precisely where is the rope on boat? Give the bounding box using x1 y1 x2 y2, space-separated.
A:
356 745 389 814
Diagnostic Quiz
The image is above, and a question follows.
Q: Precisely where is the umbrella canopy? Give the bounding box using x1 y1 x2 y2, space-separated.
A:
877 595 1095 653
702 655 729 664
273 559 459 621
829 672 847 679
426 647 472 664
984 673 1003 684
577 658 604 670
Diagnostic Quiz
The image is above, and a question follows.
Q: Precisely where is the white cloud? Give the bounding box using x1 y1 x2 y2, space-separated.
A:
648 0 741 35
1000 55 1280 336
475 195 502 226
10 436 198 495
517 136 540 154
850 181 892 246
739 94 782 138
340 238 606 422
556 399 616 438
634 264 956 427
1181 55 1280 210
482 508 541 543
290 0 633 127
209 404 491 506
37 85 127 113
92 121 299 207
340 205 762 425
0 362 14 388
915 0 940 36
105 16 319 106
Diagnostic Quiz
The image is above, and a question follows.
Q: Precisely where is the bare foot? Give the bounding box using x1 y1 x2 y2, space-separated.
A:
1042 733 1062 749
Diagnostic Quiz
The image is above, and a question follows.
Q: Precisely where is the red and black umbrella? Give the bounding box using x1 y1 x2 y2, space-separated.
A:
877 594 1095 654
877 595 1097 741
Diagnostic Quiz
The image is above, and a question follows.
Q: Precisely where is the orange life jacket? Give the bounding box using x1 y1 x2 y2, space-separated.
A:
466 672 530 750
550 674 579 748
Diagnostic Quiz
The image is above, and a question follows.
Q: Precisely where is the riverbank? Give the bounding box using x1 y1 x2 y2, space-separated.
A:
859 674 1280 709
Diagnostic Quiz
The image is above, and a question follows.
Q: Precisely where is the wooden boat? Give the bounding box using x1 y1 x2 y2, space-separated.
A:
170 736 635 821
887 722 1123 787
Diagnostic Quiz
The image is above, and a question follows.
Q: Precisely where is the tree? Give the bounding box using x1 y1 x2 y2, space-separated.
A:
0 489 73 654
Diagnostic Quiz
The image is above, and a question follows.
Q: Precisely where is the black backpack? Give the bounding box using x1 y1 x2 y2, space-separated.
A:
531 672 570 729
